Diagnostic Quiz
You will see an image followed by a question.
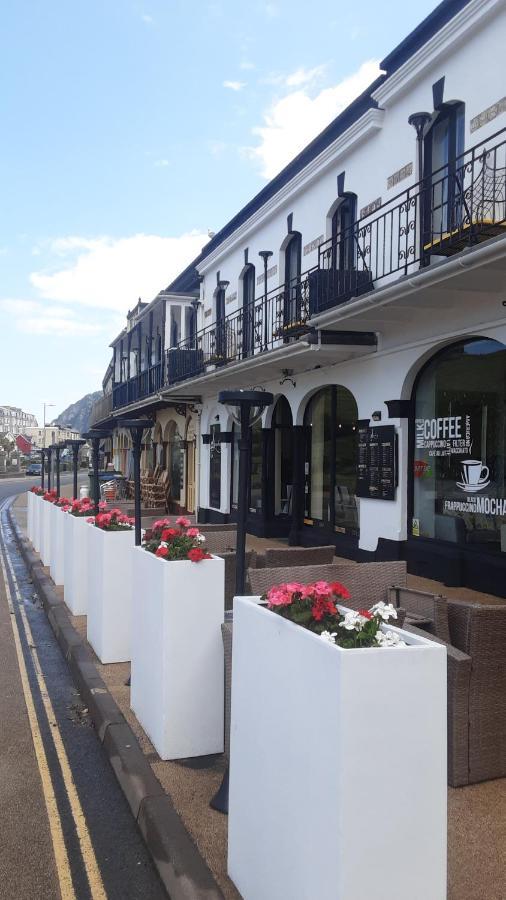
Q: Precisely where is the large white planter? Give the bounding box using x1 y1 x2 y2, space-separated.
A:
130 547 225 760
228 597 447 900
86 525 135 663
27 491 34 543
49 505 66 586
40 500 53 566
32 495 43 553
63 515 90 615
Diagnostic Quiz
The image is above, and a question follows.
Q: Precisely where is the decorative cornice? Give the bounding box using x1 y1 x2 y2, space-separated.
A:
372 0 501 107
197 108 385 276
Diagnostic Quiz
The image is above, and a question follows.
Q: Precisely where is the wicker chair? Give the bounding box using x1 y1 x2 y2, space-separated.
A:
220 550 256 610
388 585 451 642
257 545 336 569
248 561 408 605
204 531 237 554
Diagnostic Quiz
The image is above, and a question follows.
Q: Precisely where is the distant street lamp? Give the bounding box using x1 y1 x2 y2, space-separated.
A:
66 439 87 500
42 402 55 449
53 443 65 497
83 429 111 513
116 418 151 546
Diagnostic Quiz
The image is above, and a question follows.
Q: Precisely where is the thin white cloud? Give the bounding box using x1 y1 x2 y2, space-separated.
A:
0 298 104 337
141 14 154 24
154 158 170 167
240 61 255 71
30 231 209 314
247 59 381 179
208 140 227 157
223 80 246 92
263 3 279 18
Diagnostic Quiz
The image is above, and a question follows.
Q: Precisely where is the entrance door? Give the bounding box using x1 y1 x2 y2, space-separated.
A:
186 440 196 513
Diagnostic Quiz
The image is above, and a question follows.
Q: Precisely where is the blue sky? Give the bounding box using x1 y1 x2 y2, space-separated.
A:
0 0 437 426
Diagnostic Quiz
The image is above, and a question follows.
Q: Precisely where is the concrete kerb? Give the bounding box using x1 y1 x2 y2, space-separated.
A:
8 504 225 900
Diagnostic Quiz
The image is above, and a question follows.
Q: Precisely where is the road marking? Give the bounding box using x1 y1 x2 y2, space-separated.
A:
0 500 108 900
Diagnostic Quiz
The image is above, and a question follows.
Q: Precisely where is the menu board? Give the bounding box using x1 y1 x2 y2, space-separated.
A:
357 425 397 501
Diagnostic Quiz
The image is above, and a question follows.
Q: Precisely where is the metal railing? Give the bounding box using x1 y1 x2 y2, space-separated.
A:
166 269 316 383
112 361 163 410
314 125 506 313
89 393 113 426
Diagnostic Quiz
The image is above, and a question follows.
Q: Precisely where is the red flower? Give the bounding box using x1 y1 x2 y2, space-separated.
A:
161 527 178 541
187 547 210 563
329 581 351 600
358 609 373 620
155 546 169 558
311 595 338 622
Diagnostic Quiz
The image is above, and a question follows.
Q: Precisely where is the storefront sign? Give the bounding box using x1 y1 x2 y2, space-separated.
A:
357 424 397 501
415 415 472 457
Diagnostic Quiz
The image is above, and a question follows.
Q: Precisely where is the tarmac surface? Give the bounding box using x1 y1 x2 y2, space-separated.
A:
0 478 167 899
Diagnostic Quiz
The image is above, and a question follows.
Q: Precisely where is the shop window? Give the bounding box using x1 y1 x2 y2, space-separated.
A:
231 422 240 511
273 396 293 516
412 338 506 550
303 386 359 534
209 423 221 509
249 419 263 513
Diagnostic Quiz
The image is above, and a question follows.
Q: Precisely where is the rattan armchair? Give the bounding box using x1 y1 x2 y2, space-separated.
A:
248 561 408 605
256 545 336 569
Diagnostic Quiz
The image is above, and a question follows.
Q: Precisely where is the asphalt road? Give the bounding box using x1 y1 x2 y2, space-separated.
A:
0 472 84 503
0 481 167 899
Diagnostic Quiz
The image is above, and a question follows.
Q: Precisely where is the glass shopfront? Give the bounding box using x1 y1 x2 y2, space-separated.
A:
412 338 506 553
303 386 359 535
209 423 221 509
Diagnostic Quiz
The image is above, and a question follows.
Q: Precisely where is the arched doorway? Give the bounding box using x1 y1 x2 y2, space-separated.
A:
283 231 302 329
185 417 197 514
165 421 184 511
272 396 293 517
303 386 359 539
241 264 256 358
410 338 506 585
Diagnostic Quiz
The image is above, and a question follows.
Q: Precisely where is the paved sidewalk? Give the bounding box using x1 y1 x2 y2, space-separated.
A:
12 493 506 899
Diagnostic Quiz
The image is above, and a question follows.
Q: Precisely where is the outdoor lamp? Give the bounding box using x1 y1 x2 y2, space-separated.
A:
83 429 112 515
259 250 273 351
371 410 382 422
211 388 273 816
115 418 151 546
66 438 87 500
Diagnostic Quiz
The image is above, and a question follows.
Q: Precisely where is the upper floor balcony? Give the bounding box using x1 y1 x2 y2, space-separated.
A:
167 124 506 385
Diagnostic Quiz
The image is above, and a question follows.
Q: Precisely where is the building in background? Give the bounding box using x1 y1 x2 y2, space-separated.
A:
0 406 38 434
24 424 80 448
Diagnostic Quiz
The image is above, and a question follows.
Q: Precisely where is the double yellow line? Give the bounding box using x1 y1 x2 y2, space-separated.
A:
0 501 107 900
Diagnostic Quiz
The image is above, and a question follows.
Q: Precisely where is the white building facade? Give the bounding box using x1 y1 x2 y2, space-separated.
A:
0 406 38 433
91 0 506 595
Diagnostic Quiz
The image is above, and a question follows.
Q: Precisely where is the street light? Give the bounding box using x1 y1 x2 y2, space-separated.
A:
42 402 55 449
66 439 87 500
53 442 66 497
258 250 273 351
408 111 432 263
211 390 273 816
116 418 151 546
82 429 111 514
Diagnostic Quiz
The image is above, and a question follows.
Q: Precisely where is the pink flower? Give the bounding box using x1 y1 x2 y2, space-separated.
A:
186 527 200 538
98 501 108 511
266 586 293 608
86 516 95 524
176 516 191 527
311 581 333 600
153 518 171 530
155 546 169 558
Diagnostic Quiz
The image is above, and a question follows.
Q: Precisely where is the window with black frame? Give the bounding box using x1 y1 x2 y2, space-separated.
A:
412 338 506 551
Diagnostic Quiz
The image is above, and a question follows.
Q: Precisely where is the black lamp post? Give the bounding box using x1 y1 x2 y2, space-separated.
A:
46 445 53 492
116 418 150 546
211 390 272 816
82 429 111 514
258 250 273 351
66 439 87 500
40 448 46 490
408 111 431 262
54 443 64 497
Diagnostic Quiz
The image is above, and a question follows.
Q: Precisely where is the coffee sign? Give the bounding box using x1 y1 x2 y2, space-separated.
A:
415 415 472 457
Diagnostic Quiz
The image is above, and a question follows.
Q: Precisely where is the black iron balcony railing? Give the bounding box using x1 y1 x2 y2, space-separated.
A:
112 360 163 410
313 124 506 313
89 393 113 426
165 126 505 385
166 269 315 384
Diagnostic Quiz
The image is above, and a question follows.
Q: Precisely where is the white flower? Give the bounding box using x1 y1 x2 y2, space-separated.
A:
375 630 407 648
369 601 398 622
159 541 168 549
338 611 369 632
195 533 206 543
320 630 337 644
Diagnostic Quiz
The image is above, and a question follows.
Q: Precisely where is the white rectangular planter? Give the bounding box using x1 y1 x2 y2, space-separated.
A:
63 514 90 615
40 499 53 566
131 547 225 760
49 505 66 586
228 597 447 900
27 491 34 543
32 495 43 553
86 525 135 663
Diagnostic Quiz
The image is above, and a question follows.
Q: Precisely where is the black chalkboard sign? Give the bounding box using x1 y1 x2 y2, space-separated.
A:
357 425 397 501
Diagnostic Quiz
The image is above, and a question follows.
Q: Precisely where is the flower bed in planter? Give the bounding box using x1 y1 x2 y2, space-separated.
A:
63 498 95 615
228 590 447 900
40 490 57 566
131 518 225 760
49 496 72 586
85 510 135 663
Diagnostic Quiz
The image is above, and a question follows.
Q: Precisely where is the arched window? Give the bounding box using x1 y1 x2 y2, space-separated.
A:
272 396 293 516
412 337 506 548
283 232 302 327
303 386 359 534
331 195 357 271
213 286 226 362
242 264 255 357
424 101 465 240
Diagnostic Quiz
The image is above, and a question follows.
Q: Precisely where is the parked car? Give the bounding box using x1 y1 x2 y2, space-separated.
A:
26 462 42 476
